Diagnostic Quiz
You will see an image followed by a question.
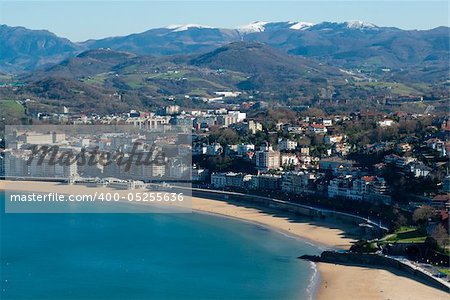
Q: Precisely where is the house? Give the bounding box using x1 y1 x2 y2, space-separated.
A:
206 143 222 156
378 119 395 127
278 139 298 151
299 147 310 156
324 134 345 145
407 162 431 178
284 125 305 134
192 143 207 155
319 158 355 174
397 143 412 152
425 138 448 157
308 124 328 134
333 143 351 156
280 153 299 167
322 119 333 127
430 194 450 210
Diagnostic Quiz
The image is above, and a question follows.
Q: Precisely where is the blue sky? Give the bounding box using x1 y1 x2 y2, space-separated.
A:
1 1 448 41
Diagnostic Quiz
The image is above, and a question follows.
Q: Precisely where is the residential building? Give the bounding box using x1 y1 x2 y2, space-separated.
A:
255 144 280 171
308 124 328 134
278 139 297 151
281 171 316 194
246 120 263 134
251 174 281 190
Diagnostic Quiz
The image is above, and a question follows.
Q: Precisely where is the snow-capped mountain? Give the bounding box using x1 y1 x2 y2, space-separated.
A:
236 21 269 33
236 21 314 33
289 21 315 30
165 24 215 32
2 21 446 76
344 20 378 29
308 21 383 32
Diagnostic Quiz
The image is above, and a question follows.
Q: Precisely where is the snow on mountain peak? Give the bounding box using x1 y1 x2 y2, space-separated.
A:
165 24 215 32
345 20 378 29
289 22 315 30
236 21 269 34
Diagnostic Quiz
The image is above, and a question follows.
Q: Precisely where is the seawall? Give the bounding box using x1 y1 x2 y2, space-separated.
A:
300 251 450 293
190 187 388 235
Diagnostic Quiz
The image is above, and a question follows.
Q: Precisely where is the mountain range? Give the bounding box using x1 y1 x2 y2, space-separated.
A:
1 21 448 82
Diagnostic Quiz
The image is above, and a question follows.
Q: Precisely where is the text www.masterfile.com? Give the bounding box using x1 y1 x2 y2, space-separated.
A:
8 192 186 202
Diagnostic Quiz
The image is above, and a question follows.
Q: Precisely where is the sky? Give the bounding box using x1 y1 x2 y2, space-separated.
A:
0 1 448 42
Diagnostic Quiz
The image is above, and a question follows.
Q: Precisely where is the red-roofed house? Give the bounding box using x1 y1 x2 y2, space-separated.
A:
308 124 328 134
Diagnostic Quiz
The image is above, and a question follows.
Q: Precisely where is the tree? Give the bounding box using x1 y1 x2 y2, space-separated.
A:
395 214 408 228
431 224 449 248
412 206 435 225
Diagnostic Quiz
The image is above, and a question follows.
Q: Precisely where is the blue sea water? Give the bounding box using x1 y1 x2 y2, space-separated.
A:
0 192 321 299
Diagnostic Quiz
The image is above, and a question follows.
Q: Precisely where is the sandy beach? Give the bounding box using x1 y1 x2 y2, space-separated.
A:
317 263 449 300
1 180 448 299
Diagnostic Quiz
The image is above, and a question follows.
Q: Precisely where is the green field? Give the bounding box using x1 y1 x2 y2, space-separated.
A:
82 73 109 85
147 70 187 80
356 81 428 95
0 100 25 116
0 100 26 130
380 227 428 244
438 268 450 276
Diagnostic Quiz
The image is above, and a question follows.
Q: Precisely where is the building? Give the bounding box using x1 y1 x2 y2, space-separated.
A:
246 120 263 134
211 173 227 188
192 166 209 182
168 161 189 179
210 172 252 189
251 174 281 190
206 143 222 156
425 138 448 157
319 158 355 174
328 175 390 203
227 110 246 122
308 124 328 134
278 139 297 151
217 114 238 127
328 175 354 199
236 144 255 156
378 119 395 127
255 144 280 171
165 105 180 115
142 163 166 178
443 175 450 193
281 171 316 194
126 115 171 129
324 135 345 145
407 162 431 178
430 194 450 210
193 143 207 156
280 153 299 168
322 119 333 127
299 147 310 156
17 131 66 145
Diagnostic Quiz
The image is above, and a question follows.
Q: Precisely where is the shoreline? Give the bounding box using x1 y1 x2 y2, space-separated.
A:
1 180 448 299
